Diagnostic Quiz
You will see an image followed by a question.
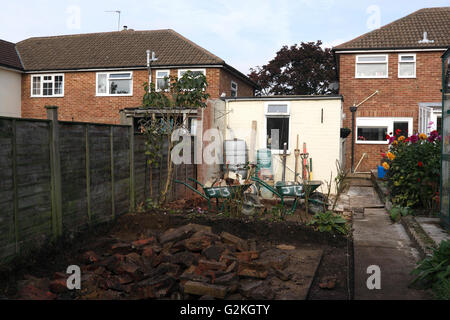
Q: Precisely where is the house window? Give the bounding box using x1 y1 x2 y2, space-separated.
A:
156 70 170 91
96 72 133 96
265 102 290 152
356 117 413 144
31 74 64 97
398 54 416 78
355 55 388 78
178 69 206 78
231 81 238 97
178 69 207 90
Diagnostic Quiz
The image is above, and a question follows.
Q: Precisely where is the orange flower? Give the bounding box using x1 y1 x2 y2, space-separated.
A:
398 136 405 142
419 133 427 140
382 162 390 170
387 152 395 161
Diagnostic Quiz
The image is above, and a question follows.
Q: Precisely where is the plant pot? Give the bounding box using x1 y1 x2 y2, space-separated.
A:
377 165 387 179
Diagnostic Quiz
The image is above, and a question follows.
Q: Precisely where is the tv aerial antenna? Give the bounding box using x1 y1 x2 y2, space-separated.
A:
105 10 121 31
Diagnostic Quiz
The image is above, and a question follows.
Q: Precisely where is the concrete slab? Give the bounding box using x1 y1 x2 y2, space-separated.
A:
347 187 384 209
354 246 428 300
272 248 323 300
350 186 432 299
415 217 450 246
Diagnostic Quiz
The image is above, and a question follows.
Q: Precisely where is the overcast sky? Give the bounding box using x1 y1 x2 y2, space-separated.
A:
0 0 448 74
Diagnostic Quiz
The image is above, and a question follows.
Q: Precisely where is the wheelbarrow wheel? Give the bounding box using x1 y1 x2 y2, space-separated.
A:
241 194 258 216
308 192 327 215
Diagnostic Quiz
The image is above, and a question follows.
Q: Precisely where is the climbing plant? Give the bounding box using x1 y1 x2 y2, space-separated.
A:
140 71 210 204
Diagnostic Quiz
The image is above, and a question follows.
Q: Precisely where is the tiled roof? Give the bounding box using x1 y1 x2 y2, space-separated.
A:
15 29 225 71
334 7 450 50
0 39 23 70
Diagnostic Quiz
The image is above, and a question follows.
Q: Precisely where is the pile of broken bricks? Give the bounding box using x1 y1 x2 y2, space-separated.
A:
15 224 296 300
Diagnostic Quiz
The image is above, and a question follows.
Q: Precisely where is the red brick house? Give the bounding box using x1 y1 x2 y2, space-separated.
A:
2 29 256 125
333 7 450 172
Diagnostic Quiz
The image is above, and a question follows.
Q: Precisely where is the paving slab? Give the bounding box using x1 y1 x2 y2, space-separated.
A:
350 186 431 300
354 246 428 300
415 217 450 246
272 248 323 300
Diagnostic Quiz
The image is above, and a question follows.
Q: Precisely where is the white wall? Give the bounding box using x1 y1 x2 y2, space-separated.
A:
0 68 21 118
223 98 343 193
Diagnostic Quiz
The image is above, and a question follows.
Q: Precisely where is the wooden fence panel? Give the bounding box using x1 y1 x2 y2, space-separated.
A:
0 111 196 264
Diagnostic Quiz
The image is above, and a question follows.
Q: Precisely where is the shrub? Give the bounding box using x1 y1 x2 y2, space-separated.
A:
307 211 348 235
382 130 441 209
389 205 412 223
411 240 450 299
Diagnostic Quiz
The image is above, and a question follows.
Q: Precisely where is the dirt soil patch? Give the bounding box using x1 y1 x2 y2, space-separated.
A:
0 209 351 300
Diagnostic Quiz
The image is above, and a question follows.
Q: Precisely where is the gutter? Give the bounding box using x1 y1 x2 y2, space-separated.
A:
0 64 23 73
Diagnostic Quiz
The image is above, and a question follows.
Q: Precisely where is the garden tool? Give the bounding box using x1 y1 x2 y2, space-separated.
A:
300 143 309 181
294 135 300 183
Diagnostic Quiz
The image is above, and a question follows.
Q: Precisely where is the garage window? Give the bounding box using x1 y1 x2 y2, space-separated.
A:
265 102 290 152
356 117 413 144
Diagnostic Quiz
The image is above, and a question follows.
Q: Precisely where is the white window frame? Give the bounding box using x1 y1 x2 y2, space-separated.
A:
96 71 133 97
356 117 413 145
177 69 207 91
398 53 416 78
231 81 238 97
177 69 206 78
264 102 291 154
30 74 64 97
355 54 389 79
155 70 171 92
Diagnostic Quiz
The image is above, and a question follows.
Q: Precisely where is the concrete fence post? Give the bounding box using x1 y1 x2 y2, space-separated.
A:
45 106 63 238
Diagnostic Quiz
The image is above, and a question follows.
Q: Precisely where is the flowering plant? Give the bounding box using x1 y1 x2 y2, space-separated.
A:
382 129 441 210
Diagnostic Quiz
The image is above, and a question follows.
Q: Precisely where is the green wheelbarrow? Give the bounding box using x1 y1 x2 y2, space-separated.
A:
174 178 257 215
250 176 327 214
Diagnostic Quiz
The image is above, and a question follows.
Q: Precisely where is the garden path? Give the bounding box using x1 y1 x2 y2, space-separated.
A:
346 180 431 300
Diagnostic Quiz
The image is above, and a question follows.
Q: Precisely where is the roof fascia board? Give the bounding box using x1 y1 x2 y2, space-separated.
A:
0 64 23 73
223 96 343 102
23 64 225 74
222 63 259 89
334 48 447 54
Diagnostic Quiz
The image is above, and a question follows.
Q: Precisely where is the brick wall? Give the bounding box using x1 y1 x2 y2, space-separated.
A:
338 51 443 171
21 67 255 124
219 69 255 97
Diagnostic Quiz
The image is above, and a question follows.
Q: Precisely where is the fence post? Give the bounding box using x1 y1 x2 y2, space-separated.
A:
123 117 135 212
11 120 19 253
45 106 63 238
85 125 92 225
110 127 116 219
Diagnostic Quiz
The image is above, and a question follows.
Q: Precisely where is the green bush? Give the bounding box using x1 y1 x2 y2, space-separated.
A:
433 278 450 300
307 211 348 235
411 240 450 299
382 131 441 209
389 205 412 223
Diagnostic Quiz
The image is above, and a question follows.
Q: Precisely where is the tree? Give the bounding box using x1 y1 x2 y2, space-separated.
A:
139 71 210 204
248 41 337 96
